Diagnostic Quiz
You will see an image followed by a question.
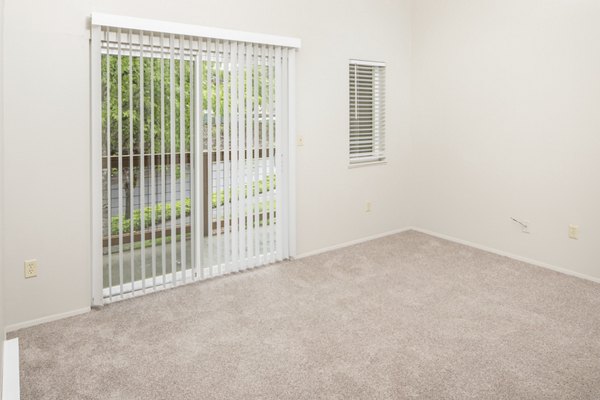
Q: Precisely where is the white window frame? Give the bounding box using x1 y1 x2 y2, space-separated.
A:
349 59 386 166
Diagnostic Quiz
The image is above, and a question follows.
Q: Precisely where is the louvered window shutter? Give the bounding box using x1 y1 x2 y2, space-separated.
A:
349 60 386 164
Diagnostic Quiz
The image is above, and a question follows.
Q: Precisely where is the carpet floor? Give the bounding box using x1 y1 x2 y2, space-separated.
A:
10 231 600 399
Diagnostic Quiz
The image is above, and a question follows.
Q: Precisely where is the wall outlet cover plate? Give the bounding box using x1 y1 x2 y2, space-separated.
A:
24 259 38 278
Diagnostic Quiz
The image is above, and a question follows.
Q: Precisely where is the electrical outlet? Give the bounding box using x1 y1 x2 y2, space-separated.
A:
568 224 579 240
24 259 38 278
365 201 372 212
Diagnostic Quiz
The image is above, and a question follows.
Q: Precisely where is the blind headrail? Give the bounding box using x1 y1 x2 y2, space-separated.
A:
349 59 386 67
91 13 302 49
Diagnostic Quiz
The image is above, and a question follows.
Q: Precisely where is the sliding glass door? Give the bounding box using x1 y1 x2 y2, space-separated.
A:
91 18 297 304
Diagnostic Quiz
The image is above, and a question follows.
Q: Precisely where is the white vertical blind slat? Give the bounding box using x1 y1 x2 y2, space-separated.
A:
281 48 290 259
237 42 246 271
252 43 260 266
179 34 187 284
267 45 276 264
215 40 223 275
274 46 283 262
247 43 256 268
129 30 135 291
139 29 146 293
223 41 231 274
190 37 197 281
206 38 214 278
105 27 113 301
160 33 167 289
169 34 177 285
281 48 289 259
230 42 239 272
287 49 297 258
196 42 205 280
117 28 125 297
150 32 157 290
260 44 267 263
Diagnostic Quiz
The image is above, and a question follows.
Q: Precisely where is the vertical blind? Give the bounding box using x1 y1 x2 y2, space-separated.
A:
91 18 297 303
349 59 386 164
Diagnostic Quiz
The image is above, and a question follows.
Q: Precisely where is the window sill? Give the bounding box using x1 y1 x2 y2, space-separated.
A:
348 160 387 169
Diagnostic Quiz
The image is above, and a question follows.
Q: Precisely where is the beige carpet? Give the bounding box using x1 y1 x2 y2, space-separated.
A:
10 231 600 399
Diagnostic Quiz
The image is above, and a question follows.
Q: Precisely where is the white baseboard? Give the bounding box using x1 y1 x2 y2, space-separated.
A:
295 227 413 259
412 227 600 284
296 225 600 285
5 307 91 334
4 227 597 337
3 338 20 400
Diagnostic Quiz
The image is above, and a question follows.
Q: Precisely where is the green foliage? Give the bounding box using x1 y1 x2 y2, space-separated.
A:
102 55 192 155
101 54 269 157
102 52 274 222
110 176 276 236
112 198 191 235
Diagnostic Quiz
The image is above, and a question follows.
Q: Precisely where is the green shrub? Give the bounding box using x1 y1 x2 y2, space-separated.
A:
111 176 276 235
112 198 191 235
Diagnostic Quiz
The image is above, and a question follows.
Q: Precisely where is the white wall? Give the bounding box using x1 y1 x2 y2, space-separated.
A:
411 0 600 280
3 0 93 329
6 0 599 331
2 0 413 327
0 0 5 388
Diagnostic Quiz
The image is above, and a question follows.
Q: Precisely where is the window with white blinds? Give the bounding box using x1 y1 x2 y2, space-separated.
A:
90 14 299 304
349 59 385 164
